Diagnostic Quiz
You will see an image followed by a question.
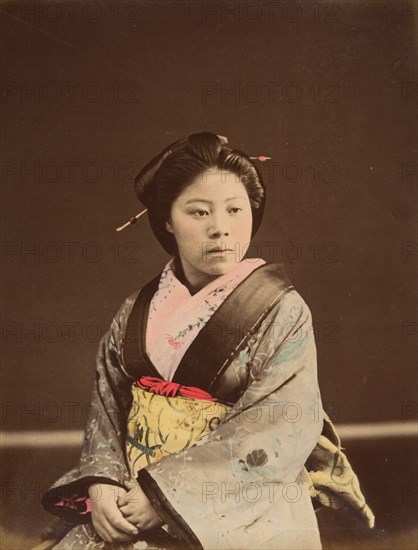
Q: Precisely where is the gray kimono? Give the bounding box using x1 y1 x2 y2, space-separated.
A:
41 263 373 549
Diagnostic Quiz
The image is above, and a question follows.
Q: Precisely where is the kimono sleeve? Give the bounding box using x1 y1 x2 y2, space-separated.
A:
137 290 324 549
41 291 139 523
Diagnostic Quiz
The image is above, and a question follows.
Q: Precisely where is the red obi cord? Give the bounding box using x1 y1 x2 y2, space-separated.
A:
55 495 91 515
133 376 218 402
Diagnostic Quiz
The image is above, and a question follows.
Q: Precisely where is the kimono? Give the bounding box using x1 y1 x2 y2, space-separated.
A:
40 257 374 550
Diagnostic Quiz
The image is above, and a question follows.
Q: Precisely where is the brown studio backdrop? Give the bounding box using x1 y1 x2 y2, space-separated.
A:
0 0 416 547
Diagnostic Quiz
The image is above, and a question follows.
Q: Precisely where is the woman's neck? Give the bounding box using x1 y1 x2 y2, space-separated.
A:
172 255 219 296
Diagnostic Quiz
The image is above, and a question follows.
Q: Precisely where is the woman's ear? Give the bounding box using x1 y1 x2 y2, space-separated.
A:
165 220 174 234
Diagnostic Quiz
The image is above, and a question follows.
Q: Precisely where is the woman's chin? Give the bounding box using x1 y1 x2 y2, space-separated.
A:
201 257 241 275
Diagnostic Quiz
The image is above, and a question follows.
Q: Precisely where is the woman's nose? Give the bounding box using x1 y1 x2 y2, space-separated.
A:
209 228 229 238
208 214 229 238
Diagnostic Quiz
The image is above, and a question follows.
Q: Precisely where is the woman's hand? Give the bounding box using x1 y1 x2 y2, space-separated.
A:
118 479 164 531
88 483 140 543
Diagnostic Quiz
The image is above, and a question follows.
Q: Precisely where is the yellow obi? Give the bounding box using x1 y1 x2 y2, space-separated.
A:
126 376 232 475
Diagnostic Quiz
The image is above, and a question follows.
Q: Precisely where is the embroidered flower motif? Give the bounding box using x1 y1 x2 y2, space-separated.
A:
175 316 210 339
234 448 276 481
204 299 218 313
165 334 183 350
246 448 268 468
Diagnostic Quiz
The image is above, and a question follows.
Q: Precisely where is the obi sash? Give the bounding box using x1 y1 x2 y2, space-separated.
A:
126 376 232 475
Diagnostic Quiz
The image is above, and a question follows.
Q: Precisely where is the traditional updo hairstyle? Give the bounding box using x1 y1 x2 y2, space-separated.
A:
134 132 266 255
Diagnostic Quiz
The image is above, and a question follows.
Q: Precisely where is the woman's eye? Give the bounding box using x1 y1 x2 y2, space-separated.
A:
191 210 208 217
229 207 242 214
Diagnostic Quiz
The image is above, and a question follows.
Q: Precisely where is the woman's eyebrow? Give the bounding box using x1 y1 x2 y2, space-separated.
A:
185 196 247 205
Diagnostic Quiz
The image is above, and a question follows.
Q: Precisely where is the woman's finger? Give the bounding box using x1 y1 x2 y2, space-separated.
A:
118 490 139 508
93 518 112 543
107 509 139 536
108 528 137 543
91 511 112 543
118 504 138 521
101 520 135 543
118 479 141 507
124 478 139 490
120 508 142 523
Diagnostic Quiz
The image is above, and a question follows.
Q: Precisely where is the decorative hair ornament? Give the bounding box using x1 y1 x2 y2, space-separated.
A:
116 208 148 232
116 134 269 232
249 156 272 161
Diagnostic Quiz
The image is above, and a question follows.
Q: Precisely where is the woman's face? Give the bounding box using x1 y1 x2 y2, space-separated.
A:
165 169 253 292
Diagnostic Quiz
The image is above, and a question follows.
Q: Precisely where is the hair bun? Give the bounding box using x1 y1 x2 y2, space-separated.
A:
134 149 168 206
185 132 224 165
135 134 229 206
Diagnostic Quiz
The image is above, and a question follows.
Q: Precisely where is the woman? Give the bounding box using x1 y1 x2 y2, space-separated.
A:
40 133 374 549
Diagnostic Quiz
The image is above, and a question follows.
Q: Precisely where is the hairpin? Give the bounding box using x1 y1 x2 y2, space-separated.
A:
250 156 271 161
116 208 148 232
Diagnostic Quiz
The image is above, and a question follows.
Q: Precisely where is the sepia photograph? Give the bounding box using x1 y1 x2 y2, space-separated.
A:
0 1 417 549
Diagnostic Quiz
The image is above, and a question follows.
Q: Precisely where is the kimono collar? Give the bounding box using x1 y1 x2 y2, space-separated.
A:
145 256 266 381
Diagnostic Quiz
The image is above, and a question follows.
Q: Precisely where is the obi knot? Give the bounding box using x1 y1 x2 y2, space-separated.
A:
133 376 218 402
